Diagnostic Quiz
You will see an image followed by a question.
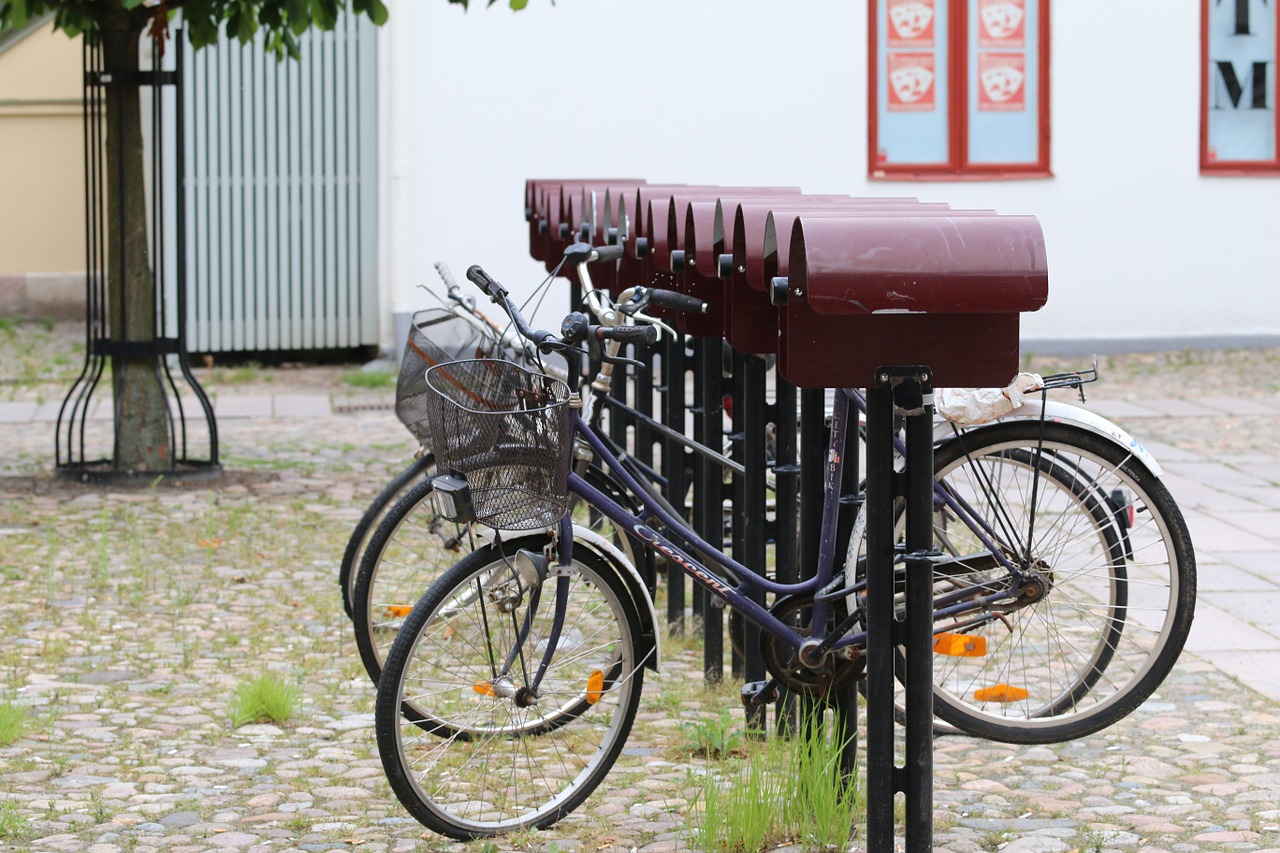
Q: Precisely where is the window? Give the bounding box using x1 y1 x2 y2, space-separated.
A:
1202 0 1279 173
869 0 1051 179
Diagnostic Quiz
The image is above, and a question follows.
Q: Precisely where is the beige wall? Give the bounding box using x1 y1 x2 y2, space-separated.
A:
0 20 85 277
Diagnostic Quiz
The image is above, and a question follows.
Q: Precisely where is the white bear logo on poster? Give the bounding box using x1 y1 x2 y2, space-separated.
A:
980 2 1024 41
889 2 934 41
890 64 934 103
980 63 1024 103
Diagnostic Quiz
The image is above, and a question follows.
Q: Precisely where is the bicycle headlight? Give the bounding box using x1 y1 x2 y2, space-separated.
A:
432 475 476 524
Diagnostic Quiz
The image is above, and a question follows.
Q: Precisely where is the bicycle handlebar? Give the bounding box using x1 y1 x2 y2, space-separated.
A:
562 242 624 265
646 288 707 314
598 323 659 345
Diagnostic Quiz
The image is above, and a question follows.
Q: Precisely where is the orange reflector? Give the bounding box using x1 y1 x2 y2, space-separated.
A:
381 604 413 620
473 681 495 697
933 633 987 657
974 684 1029 703
586 670 605 705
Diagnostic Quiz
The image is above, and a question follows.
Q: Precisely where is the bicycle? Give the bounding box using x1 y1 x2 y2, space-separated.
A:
375 255 1195 838
338 264 510 622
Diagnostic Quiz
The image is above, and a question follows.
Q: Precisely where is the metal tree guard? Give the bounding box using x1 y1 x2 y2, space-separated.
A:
57 27 219 480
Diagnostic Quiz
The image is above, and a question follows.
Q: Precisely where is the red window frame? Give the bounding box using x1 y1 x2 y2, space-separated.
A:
868 0 1052 180
1201 0 1280 175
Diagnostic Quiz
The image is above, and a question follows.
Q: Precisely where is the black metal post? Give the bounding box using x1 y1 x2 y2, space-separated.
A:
740 353 768 731
865 370 935 853
772 374 800 733
902 372 935 853
698 338 724 685
661 330 687 635
864 383 897 851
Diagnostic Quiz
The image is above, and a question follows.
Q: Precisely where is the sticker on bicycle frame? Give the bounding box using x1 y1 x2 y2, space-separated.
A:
888 0 935 48
887 52 937 112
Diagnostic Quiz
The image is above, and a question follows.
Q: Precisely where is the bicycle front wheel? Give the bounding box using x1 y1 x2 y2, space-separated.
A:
924 421 1196 743
376 539 645 838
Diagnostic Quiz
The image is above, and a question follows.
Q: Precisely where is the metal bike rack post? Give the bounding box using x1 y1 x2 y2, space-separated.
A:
783 213 1049 852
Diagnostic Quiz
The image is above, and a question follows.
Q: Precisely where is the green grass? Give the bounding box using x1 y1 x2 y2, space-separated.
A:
229 674 300 727
686 709 862 852
341 368 396 389
0 798 27 841
679 709 744 760
0 703 26 746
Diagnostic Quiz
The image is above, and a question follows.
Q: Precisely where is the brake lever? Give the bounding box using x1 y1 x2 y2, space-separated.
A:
600 352 647 370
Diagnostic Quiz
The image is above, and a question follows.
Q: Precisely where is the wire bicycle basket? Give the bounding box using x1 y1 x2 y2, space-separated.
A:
396 309 504 447
423 358 573 530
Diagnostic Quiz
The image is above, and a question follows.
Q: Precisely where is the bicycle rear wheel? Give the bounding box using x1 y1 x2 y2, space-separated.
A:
339 454 434 620
376 538 645 839
921 421 1196 743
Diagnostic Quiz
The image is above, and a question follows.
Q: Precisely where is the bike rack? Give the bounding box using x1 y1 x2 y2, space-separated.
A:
523 181 1049 851
784 213 1048 852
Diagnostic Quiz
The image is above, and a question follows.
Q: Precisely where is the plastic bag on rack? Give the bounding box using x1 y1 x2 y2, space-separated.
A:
936 373 1043 425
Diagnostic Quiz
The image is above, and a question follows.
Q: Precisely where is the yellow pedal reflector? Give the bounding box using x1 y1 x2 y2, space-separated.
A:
381 604 413 620
586 670 605 705
473 681 495 697
933 633 987 657
974 684 1029 703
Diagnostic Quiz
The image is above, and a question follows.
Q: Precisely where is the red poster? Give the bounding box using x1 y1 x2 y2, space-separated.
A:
978 52 1026 111
887 53 937 112
978 0 1025 47
887 0 935 47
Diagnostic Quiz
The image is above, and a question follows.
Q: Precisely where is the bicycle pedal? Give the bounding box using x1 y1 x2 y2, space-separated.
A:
741 680 779 706
933 633 986 657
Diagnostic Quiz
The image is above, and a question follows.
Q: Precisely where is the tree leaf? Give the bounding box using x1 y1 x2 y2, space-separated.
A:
509 0 528 9
366 0 389 25
287 0 310 35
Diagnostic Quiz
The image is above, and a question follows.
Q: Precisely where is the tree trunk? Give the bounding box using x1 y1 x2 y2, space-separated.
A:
101 9 172 472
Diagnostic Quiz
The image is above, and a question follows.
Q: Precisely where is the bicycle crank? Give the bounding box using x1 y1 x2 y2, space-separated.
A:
759 595 864 695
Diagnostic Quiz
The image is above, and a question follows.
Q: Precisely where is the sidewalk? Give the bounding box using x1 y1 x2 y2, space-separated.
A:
1083 397 1280 703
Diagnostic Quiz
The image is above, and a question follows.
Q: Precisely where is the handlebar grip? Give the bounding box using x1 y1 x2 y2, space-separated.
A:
599 325 660 346
434 261 459 291
466 265 508 299
647 288 708 314
592 244 624 263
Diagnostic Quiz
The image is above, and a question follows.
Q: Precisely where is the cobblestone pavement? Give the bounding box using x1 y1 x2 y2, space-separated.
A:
1 324 1279 852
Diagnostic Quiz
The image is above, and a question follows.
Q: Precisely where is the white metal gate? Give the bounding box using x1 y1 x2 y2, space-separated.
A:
181 16 378 354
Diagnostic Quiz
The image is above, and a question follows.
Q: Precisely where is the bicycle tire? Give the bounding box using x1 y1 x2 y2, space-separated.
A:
339 454 435 620
351 465 652 690
376 537 645 838
906 421 1195 743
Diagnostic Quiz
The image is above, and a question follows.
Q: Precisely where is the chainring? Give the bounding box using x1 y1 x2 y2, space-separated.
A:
760 595 864 695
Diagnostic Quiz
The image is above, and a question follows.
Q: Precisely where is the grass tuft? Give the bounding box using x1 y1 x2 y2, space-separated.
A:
0 798 27 840
686 708 862 852
229 674 300 727
0 702 25 746
341 369 396 389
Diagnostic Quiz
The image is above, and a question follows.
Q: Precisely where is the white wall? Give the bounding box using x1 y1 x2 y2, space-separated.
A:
380 0 1280 353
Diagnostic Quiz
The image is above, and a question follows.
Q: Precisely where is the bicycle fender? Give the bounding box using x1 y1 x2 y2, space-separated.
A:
570 524 661 672
932 400 1163 477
